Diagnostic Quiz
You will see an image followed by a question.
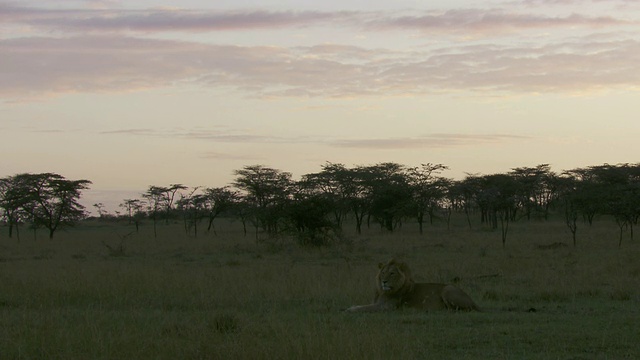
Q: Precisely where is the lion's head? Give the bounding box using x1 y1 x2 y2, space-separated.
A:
376 258 413 295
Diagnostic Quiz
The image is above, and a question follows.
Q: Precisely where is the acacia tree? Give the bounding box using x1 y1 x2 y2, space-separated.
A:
439 178 457 230
336 165 369 235
302 162 353 229
285 179 337 246
510 164 557 220
93 202 107 219
405 163 449 234
2 173 91 239
164 184 188 222
142 183 188 237
299 164 373 235
587 163 640 246
119 198 145 232
202 187 239 235
555 173 581 246
565 167 604 225
0 175 25 238
143 186 165 238
454 175 483 229
234 198 253 237
477 174 521 248
361 163 412 232
232 165 292 238
175 187 204 237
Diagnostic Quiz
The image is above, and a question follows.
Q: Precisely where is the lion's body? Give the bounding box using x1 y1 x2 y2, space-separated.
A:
346 259 480 313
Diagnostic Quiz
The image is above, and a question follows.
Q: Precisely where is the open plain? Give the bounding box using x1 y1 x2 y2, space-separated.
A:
1 216 639 359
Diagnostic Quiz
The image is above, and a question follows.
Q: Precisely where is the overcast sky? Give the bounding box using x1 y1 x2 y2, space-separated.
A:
2 0 640 213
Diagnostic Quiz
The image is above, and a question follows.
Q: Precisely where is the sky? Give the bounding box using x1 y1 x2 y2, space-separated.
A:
1 0 640 214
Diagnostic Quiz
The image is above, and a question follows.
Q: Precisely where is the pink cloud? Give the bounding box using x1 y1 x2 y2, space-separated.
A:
0 3 354 33
367 9 630 35
1 2 635 35
1 35 640 100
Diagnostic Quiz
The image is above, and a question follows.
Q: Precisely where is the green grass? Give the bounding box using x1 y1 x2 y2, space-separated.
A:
1 216 639 359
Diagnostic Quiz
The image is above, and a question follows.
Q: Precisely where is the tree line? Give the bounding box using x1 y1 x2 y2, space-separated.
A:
1 162 639 246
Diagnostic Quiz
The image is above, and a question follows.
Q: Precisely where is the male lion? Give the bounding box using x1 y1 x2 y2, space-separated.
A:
345 258 480 312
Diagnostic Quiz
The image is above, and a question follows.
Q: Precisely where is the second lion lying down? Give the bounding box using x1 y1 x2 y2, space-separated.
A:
345 258 480 312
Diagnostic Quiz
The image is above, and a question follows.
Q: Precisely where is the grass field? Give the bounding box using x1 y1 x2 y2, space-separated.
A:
1 216 639 359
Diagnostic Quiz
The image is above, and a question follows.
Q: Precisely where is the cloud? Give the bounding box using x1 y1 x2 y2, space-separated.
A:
100 127 299 144
2 34 640 101
99 127 528 151
0 124 81 133
365 9 631 36
331 134 530 149
521 0 638 5
2 2 640 100
0 3 355 33
200 151 265 161
1 2 635 35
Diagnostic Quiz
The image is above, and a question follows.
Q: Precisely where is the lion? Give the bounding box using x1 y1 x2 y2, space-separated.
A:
345 258 480 312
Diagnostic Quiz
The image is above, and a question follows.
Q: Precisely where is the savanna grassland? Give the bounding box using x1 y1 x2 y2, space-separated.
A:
1 216 639 360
